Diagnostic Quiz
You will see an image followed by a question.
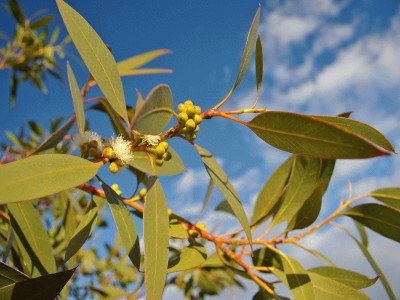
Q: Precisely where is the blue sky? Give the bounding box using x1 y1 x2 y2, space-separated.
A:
1 0 400 299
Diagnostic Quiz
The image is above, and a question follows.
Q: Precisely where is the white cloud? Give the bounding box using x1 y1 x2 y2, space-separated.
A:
174 167 209 194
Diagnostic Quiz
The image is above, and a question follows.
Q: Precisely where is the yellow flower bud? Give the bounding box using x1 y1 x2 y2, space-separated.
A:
139 188 147 198
185 119 196 131
109 162 119 173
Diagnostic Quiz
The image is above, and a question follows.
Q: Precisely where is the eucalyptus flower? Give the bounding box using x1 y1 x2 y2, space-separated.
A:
108 135 134 165
74 131 104 150
142 134 161 147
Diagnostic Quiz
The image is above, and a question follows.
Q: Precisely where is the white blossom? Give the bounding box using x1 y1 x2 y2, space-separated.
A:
109 135 134 164
74 131 104 150
142 134 161 147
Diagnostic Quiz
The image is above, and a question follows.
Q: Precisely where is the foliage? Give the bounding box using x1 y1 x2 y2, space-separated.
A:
0 1 398 299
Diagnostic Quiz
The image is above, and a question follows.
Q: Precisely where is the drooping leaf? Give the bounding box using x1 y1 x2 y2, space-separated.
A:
128 147 185 176
314 115 395 153
56 0 128 124
101 181 140 269
0 262 29 287
0 268 75 300
270 156 321 228
67 62 85 135
117 49 171 73
308 267 376 290
167 242 207 273
337 224 396 300
0 154 100 204
8 202 57 276
131 84 173 135
6 0 25 25
198 180 214 219
248 111 391 159
370 187 400 209
29 117 74 155
252 156 294 226
30 15 54 30
195 145 252 247
343 203 400 242
308 271 370 300
65 199 98 262
143 178 169 300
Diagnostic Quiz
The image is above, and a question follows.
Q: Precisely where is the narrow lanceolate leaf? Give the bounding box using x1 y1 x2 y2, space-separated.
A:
65 199 98 262
252 156 294 226
308 272 370 300
117 49 171 73
143 178 169 300
101 181 140 269
0 262 29 287
343 203 400 242
308 267 376 290
0 268 75 300
370 187 400 210
248 111 391 159
29 117 74 155
131 84 173 135
195 145 252 246
254 35 263 105
67 62 85 135
0 154 100 204
8 202 57 276
271 156 321 228
129 147 185 176
167 243 207 273
56 0 128 124
278 252 315 300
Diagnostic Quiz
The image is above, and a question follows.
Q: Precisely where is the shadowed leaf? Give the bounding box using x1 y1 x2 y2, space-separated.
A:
67 62 85 135
167 242 207 273
370 187 400 209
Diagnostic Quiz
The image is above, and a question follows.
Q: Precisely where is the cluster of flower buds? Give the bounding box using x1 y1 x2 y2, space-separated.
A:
177 100 202 142
147 141 172 166
75 131 104 159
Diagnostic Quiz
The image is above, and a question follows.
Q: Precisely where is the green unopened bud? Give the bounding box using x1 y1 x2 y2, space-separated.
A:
159 141 169 151
186 106 197 117
177 103 186 113
194 114 203 125
184 100 193 107
155 144 166 157
193 125 200 133
195 106 202 114
185 119 196 131
162 151 172 161
109 162 119 173
155 159 164 166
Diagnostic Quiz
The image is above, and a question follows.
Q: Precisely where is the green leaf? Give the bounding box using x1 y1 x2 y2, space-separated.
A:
271 156 322 228
252 156 294 226
6 0 25 25
308 272 370 300
0 268 75 300
143 178 169 300
223 6 260 100
215 200 234 215
131 84 173 135
169 217 188 239
117 49 171 73
314 115 395 153
275 252 315 300
0 262 29 287
248 111 391 159
30 15 54 30
0 154 100 204
101 181 140 269
198 180 214 218
56 0 128 124
195 145 252 247
8 202 57 276
337 224 396 300
370 187 400 209
128 147 185 176
252 247 283 272
308 267 376 289
167 242 207 273
29 117 74 155
343 203 400 242
67 62 85 135
255 35 263 104
65 199 98 262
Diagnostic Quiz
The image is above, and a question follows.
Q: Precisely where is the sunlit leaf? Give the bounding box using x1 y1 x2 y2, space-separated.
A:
167 242 207 273
67 62 85 135
0 268 75 300
308 267 376 289
56 0 128 123
169 217 188 239
101 181 140 269
195 145 252 247
128 147 185 176
131 84 173 134
370 187 400 209
29 117 74 155
143 178 169 300
8 202 57 276
65 199 98 262
248 111 391 159
343 203 400 242
0 154 100 203
119 68 172 76
0 262 29 287
117 49 171 72
252 156 293 226
308 271 370 300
